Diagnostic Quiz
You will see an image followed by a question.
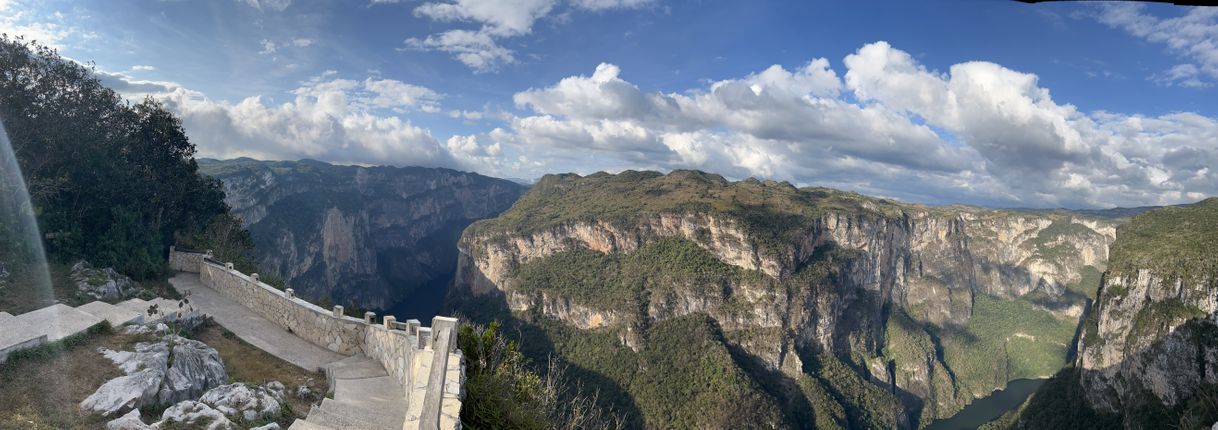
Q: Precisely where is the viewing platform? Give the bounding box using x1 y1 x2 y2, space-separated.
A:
169 247 464 430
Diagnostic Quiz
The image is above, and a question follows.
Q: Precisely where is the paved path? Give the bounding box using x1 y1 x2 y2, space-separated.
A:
170 273 346 372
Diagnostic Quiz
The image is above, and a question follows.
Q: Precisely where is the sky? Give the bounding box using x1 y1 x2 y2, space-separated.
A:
2 0 1218 209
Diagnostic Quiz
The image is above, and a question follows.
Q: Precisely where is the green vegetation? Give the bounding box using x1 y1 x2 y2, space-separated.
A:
512 314 786 429
1107 197 1218 284
803 353 906 429
514 237 768 312
1065 265 1103 299
457 321 622 430
992 367 1120 430
468 169 911 257
1025 219 1102 264
937 295 1077 397
0 36 239 279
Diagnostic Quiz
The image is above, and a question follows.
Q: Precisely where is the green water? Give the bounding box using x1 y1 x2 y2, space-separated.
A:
926 378 1047 430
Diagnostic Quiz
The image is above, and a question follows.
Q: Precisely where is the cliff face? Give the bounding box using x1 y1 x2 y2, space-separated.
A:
1073 198 1218 421
199 158 525 311
452 170 1117 426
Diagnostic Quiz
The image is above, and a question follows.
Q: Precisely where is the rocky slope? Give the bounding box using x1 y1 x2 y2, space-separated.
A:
1061 198 1218 428
198 158 525 312
451 170 1119 428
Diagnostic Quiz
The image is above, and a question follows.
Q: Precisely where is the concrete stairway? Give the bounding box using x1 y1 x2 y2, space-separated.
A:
0 300 143 363
289 355 408 430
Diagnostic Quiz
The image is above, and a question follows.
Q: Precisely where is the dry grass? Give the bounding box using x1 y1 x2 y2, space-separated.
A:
0 323 151 429
0 320 328 429
193 321 329 427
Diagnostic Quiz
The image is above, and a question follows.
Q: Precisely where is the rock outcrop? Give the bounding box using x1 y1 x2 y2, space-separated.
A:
72 260 143 301
1069 199 1218 424
82 335 228 416
198 158 525 311
452 170 1120 426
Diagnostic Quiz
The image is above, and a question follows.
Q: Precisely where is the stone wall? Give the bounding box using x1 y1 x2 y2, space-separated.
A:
168 246 206 273
173 249 464 429
199 259 366 355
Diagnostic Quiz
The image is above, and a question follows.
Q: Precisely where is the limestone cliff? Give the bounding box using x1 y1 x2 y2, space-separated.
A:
451 170 1118 427
198 158 525 311
1070 198 1218 425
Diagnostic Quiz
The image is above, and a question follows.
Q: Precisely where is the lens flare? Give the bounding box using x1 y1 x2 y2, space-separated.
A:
0 117 52 306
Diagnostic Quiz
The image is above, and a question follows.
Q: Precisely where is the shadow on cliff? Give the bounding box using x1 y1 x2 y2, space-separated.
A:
1013 312 1218 429
446 289 646 428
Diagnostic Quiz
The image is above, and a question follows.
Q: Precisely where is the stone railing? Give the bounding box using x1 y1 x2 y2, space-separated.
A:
168 246 208 273
172 249 463 429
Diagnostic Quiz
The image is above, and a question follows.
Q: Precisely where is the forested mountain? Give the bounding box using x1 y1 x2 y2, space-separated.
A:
198 158 525 313
450 170 1122 428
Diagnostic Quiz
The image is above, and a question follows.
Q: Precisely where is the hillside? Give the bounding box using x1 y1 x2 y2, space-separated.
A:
451 170 1120 428
198 158 525 314
1006 198 1218 429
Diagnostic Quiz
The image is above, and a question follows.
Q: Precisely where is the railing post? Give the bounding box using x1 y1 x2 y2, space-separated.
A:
332 305 344 318
420 316 459 430
364 311 376 324
285 288 295 299
384 315 396 329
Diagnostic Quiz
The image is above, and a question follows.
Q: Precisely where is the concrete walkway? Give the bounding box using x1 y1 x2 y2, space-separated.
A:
170 273 346 372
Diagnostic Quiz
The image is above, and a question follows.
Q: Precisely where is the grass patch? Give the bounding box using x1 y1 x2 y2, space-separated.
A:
193 321 327 427
0 321 151 429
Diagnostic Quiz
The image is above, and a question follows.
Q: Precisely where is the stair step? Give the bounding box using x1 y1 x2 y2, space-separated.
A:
9 304 104 342
334 375 405 412
306 405 382 430
320 398 405 430
325 354 389 380
75 301 141 327
288 419 336 430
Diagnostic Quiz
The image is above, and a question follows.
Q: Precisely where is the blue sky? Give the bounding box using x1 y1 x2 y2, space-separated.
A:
3 0 1218 208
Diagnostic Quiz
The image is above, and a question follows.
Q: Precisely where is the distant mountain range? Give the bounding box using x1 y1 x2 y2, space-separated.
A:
197 158 525 317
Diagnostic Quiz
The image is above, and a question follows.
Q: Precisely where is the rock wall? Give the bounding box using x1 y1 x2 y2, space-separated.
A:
176 250 464 429
457 206 1116 420
168 246 206 273
1077 268 1218 413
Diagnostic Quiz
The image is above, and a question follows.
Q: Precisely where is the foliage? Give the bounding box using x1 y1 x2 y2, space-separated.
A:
457 321 623 430
513 237 766 313
1001 367 1120 430
803 353 906 429
935 294 1077 398
468 169 911 257
1107 197 1218 284
0 36 234 279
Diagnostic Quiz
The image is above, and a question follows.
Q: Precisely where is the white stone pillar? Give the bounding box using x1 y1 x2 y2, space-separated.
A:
332 305 344 318
364 311 376 324
406 319 421 336
384 315 397 329
285 288 295 299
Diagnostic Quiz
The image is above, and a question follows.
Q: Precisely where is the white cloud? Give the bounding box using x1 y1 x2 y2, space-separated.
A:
1093 4 1218 87
291 38 314 48
408 0 653 72
129 65 156 72
240 0 291 12
405 30 515 73
259 39 277 55
482 42 1218 208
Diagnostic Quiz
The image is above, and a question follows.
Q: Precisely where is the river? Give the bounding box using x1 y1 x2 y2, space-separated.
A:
925 378 1047 430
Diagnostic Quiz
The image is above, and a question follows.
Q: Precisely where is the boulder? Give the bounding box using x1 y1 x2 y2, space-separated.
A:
199 382 284 422
81 342 170 416
251 424 281 430
105 409 151 430
152 400 233 430
82 335 227 416
158 336 228 405
72 260 141 301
